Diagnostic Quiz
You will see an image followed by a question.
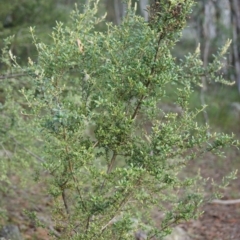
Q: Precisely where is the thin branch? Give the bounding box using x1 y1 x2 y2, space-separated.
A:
107 151 117 174
100 151 117 191
99 175 143 237
85 215 91 232
92 141 99 148
10 135 44 162
149 218 179 240
131 32 164 120
62 189 70 215
63 129 87 211
0 72 34 80
100 191 132 235
100 216 117 233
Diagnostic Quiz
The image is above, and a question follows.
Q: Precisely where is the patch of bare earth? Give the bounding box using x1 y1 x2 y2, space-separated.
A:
183 202 240 240
181 149 240 240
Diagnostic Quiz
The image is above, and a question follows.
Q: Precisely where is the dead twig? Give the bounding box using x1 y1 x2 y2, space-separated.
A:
211 199 240 205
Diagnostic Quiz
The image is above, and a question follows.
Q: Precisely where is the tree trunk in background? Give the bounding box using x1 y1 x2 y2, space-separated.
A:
214 0 231 76
229 0 240 93
196 1 216 68
106 0 149 24
196 0 217 125
105 0 240 92
114 0 127 25
105 0 126 24
139 0 149 21
194 0 240 93
105 0 116 24
198 0 216 92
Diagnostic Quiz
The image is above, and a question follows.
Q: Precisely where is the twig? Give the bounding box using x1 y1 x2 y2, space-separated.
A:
62 189 70 215
100 193 131 235
100 216 118 233
131 32 164 120
63 129 87 211
85 215 91 232
106 151 117 174
99 175 143 237
92 141 99 148
0 72 35 80
149 218 179 240
100 151 117 191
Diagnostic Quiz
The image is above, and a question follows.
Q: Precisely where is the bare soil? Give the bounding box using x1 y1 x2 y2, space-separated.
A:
182 149 240 240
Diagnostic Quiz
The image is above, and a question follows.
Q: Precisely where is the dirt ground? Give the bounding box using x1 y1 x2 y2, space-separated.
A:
183 202 240 240
182 149 240 240
1 149 240 240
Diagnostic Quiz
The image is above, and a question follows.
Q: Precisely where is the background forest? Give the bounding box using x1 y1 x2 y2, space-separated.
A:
1 0 240 129
0 0 240 240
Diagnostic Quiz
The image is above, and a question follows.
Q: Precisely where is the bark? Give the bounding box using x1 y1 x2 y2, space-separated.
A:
114 0 126 25
106 0 126 25
196 1 214 125
213 0 231 75
106 0 117 24
229 0 240 92
106 0 150 24
139 0 149 21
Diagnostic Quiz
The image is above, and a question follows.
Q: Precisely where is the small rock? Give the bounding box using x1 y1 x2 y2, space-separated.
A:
135 230 147 240
0 225 23 240
163 226 191 240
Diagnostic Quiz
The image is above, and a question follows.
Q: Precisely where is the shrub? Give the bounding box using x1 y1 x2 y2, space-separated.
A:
1 0 238 239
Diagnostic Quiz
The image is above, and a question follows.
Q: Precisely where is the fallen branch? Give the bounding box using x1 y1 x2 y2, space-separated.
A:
211 199 240 205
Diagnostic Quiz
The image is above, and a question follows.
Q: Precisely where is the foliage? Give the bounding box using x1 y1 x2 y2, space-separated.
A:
0 0 77 66
0 0 239 239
